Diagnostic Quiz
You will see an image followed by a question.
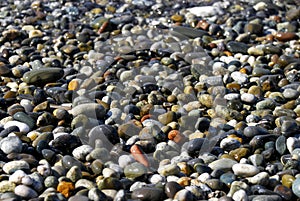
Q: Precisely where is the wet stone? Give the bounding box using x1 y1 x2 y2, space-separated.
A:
131 187 164 201
22 68 64 85
124 162 147 180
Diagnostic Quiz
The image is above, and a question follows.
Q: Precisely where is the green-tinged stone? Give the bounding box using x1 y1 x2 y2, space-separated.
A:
97 177 122 190
276 135 286 155
124 162 147 180
158 164 180 177
23 68 64 84
208 158 237 171
66 166 82 183
0 181 16 193
13 112 35 129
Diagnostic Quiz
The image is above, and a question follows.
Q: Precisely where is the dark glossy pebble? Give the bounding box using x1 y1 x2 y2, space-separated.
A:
243 126 269 138
131 187 165 201
42 149 56 162
36 140 50 154
142 83 159 94
0 126 19 137
51 134 82 155
165 181 184 199
226 41 248 54
250 134 278 149
88 125 120 148
13 112 35 130
124 104 140 115
187 138 208 157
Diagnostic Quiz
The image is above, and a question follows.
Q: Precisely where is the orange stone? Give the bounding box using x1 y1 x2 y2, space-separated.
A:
57 181 74 198
226 83 241 90
168 130 183 143
141 114 152 122
68 79 80 91
130 144 149 167
274 32 298 42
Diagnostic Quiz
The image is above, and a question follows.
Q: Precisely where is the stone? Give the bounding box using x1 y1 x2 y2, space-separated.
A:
4 120 30 133
208 158 237 171
3 161 30 174
131 187 164 201
124 162 147 180
0 181 16 193
165 181 184 198
0 136 22 154
14 185 38 199
22 68 64 84
232 163 259 177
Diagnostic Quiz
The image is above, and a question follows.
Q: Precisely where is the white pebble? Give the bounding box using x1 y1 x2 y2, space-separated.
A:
4 120 30 133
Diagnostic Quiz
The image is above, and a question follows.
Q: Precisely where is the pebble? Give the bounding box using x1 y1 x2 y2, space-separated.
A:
4 120 30 133
208 158 238 171
14 185 38 199
131 187 164 201
0 136 22 154
232 163 260 177
22 68 64 84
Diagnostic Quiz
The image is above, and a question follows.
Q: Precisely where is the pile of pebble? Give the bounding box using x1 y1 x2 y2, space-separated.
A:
0 0 299 200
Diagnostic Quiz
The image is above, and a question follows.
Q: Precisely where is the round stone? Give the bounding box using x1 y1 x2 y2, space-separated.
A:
14 185 38 199
0 136 22 154
232 163 259 177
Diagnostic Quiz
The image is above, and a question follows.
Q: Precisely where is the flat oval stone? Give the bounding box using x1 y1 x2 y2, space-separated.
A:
0 136 22 154
22 68 64 84
208 158 237 171
3 161 30 174
243 126 269 138
124 162 147 180
4 120 30 133
232 163 259 177
14 185 38 199
131 187 164 201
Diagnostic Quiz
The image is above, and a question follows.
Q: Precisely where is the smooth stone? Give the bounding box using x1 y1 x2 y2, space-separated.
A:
187 6 224 17
157 111 176 125
283 88 299 99
66 166 82 183
251 195 282 201
72 145 93 161
124 162 147 180
75 179 96 190
274 185 292 200
165 181 183 198
14 185 38 199
71 103 106 119
226 41 248 54
220 172 236 186
228 181 249 197
232 163 260 177
22 68 64 84
282 174 295 188
69 195 89 201
158 163 180 177
4 120 30 133
286 137 300 154
229 147 250 161
171 26 208 39
241 93 257 104
173 189 194 201
292 177 300 197
52 134 82 155
88 187 107 201
0 136 22 154
44 176 59 188
131 187 164 201
231 71 248 84
275 135 286 155
13 112 35 129
220 138 241 152
208 158 237 171
232 189 248 201
3 161 30 174
187 138 208 157
243 126 269 138
248 154 264 167
246 172 269 185
97 177 122 190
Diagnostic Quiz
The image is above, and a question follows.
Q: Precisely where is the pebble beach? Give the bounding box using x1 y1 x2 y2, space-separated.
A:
0 0 300 200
